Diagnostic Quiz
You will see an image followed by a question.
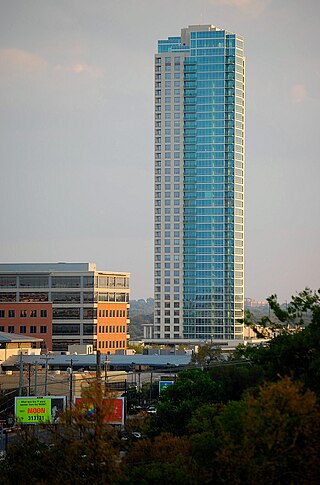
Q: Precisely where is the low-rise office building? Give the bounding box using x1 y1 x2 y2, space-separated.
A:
0 331 43 367
0 263 130 353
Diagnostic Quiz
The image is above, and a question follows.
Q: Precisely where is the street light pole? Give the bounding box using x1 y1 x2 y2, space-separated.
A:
69 358 73 411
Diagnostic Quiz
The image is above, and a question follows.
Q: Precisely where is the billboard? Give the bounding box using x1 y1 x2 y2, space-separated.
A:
15 396 66 424
159 381 174 394
74 397 125 425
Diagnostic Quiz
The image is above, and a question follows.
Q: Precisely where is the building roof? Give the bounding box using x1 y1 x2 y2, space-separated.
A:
0 262 130 276
0 262 96 273
0 331 43 344
1 352 192 370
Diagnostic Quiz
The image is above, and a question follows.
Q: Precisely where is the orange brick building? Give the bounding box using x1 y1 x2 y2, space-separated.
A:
0 302 52 350
0 263 130 354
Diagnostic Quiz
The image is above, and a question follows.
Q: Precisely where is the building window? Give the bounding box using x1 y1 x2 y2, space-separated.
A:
30 310 37 317
0 310 4 318
83 308 97 319
8 326 15 333
0 326 4 332
20 326 26 334
52 324 80 335
53 308 80 320
30 326 36 334
51 276 81 288
40 309 47 318
0 293 16 302
0 276 16 287
52 292 81 304
8 310 15 318
40 326 47 334
20 276 49 288
20 292 49 303
83 324 97 335
20 310 27 318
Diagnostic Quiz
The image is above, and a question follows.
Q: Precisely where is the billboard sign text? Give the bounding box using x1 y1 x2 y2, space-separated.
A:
15 396 66 424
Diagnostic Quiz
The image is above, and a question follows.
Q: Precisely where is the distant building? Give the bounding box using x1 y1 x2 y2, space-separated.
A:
244 298 268 308
0 331 43 366
0 263 130 354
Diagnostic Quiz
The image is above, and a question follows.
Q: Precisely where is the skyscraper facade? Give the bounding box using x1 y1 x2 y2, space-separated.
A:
148 25 245 343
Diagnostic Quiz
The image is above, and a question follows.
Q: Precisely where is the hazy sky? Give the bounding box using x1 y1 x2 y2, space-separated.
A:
0 0 319 302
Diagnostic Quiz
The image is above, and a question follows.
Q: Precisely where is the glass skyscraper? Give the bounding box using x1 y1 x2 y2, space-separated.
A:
148 25 245 343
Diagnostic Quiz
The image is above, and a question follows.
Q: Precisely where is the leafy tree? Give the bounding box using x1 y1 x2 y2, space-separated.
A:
236 292 320 395
242 288 320 338
191 342 225 367
213 377 320 484
0 380 121 484
119 433 193 485
154 369 223 435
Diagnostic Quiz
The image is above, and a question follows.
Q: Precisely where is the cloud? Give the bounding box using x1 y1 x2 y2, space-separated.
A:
0 48 103 81
52 62 104 79
291 84 307 104
71 63 103 78
216 0 272 15
0 48 48 74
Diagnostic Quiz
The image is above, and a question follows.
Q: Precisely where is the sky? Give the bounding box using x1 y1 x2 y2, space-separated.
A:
0 0 319 302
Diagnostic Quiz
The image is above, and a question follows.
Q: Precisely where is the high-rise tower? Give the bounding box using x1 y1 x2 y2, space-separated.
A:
147 25 245 343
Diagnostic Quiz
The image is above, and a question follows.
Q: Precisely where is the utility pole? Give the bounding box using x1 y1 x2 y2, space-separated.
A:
28 364 31 396
34 360 38 396
138 365 141 407
68 359 73 411
149 370 153 405
66 357 78 410
18 352 23 396
44 356 49 396
40 353 53 396
104 356 109 396
96 350 101 382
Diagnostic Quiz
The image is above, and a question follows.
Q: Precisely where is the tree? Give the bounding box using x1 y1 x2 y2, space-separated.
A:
191 342 225 367
154 369 223 435
242 288 320 338
119 433 193 485
0 380 121 484
213 377 320 484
